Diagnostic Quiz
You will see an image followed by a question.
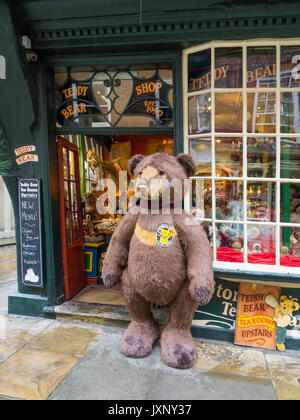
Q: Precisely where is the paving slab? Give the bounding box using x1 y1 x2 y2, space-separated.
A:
49 331 277 401
195 342 269 379
265 353 300 400
28 321 102 357
0 347 79 400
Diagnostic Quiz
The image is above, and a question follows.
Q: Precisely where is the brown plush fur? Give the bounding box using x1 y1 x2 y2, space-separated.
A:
102 153 214 369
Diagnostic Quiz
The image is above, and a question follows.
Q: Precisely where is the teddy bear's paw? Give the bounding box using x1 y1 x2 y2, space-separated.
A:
163 344 197 369
195 287 213 306
102 274 115 288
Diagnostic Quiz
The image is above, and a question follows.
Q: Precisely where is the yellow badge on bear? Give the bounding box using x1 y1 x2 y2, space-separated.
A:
156 224 175 248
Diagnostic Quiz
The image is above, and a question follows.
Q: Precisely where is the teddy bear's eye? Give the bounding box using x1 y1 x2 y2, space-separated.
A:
159 170 165 176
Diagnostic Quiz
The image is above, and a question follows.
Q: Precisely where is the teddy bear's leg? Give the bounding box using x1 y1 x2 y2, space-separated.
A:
161 283 199 369
119 269 160 358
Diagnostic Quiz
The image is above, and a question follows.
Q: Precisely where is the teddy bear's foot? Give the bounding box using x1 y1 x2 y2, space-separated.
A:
160 328 197 369
119 320 160 359
276 343 286 352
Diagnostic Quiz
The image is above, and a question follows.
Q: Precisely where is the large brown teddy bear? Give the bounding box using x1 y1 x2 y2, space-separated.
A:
102 153 214 369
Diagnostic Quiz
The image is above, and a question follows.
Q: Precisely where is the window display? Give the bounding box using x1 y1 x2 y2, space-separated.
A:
185 41 300 272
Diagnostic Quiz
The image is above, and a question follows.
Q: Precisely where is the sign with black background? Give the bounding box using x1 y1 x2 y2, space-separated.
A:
18 179 43 287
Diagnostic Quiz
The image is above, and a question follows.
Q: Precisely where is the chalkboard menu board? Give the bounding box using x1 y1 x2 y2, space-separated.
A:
18 179 43 287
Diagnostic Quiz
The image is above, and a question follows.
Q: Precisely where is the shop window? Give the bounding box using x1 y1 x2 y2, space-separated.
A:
53 65 173 129
184 41 300 274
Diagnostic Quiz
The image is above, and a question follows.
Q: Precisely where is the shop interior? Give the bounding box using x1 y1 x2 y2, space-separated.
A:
59 134 174 304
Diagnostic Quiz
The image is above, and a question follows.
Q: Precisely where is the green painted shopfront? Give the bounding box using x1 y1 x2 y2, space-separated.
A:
1 0 300 351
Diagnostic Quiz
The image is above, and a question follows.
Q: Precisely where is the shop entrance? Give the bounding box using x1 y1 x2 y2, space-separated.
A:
57 134 174 301
57 137 86 300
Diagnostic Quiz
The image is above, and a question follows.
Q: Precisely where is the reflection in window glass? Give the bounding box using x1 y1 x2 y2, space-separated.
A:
280 227 300 266
247 181 276 222
280 92 300 134
247 137 276 178
215 180 243 220
247 92 276 133
281 138 300 179
215 137 243 177
247 47 276 88
215 93 243 133
188 94 211 134
188 49 211 92
189 138 212 176
191 179 212 218
281 183 300 223
215 47 242 88
280 46 300 88
247 225 276 265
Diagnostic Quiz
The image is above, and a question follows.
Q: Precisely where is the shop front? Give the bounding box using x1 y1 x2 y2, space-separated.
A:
1 0 300 352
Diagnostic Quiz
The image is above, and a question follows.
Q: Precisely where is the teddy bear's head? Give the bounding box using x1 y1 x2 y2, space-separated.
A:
128 152 196 203
279 296 300 315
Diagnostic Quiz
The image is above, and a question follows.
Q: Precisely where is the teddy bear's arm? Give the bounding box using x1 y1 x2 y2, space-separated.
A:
102 210 139 287
174 213 215 306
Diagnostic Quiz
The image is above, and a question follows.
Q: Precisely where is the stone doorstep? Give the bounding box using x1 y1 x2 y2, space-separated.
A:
54 300 169 328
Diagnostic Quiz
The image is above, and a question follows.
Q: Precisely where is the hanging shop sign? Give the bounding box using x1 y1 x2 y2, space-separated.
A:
235 283 281 350
57 77 102 126
18 179 43 288
123 73 173 125
15 145 38 165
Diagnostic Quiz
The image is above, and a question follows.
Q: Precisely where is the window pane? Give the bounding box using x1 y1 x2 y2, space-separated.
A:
188 94 211 134
72 213 79 242
247 46 276 88
191 179 212 218
66 214 72 244
281 138 300 179
280 183 300 223
215 47 242 88
280 46 300 88
188 49 211 92
215 137 243 177
216 223 244 263
64 181 70 212
215 92 243 133
70 182 78 212
247 137 276 178
280 227 300 267
247 225 276 265
247 92 276 133
247 181 276 222
215 180 244 220
280 92 300 134
189 138 212 176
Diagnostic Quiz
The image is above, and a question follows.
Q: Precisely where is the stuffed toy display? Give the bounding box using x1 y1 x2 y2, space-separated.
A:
102 152 214 369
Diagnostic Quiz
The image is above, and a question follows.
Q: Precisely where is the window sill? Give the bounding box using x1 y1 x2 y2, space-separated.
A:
214 263 300 284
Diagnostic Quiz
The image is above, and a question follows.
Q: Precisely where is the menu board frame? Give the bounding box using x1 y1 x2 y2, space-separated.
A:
18 178 43 288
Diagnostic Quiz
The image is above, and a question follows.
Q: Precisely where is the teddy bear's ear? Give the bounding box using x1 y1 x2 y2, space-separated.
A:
128 154 144 175
176 154 197 177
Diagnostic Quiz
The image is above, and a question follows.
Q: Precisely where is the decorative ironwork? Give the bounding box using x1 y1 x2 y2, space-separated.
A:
55 67 173 129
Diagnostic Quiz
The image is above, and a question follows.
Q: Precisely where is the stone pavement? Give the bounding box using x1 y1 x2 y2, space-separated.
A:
0 245 300 401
